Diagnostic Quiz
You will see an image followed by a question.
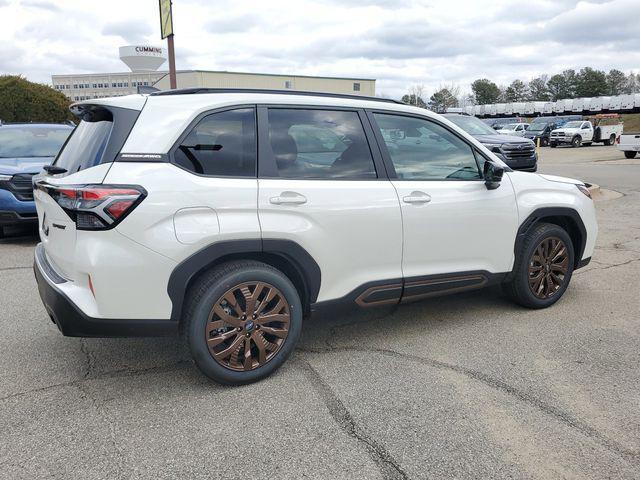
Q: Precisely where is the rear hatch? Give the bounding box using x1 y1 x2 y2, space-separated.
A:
34 101 143 278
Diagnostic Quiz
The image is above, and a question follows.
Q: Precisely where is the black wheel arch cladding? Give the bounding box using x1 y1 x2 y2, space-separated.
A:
167 239 321 323
514 207 587 270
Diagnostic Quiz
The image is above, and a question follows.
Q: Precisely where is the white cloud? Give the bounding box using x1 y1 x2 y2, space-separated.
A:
3 0 640 98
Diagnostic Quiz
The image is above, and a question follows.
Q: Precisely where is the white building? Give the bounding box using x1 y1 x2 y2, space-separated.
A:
152 70 376 96
52 45 376 101
51 45 168 101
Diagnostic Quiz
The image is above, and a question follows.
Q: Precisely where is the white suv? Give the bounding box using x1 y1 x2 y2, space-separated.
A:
33 89 598 384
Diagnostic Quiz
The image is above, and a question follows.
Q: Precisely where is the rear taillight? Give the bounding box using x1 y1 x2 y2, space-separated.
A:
36 183 146 230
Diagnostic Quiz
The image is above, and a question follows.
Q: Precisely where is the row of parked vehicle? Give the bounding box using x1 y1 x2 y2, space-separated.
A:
463 94 640 117
482 114 624 148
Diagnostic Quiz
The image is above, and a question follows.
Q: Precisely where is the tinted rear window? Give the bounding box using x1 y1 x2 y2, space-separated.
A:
53 120 112 174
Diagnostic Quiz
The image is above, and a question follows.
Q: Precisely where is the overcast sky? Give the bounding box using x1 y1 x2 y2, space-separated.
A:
3 0 639 98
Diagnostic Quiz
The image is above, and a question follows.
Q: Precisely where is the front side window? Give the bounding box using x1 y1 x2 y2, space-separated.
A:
353 82 361 92
373 113 482 181
173 108 256 177
267 109 376 179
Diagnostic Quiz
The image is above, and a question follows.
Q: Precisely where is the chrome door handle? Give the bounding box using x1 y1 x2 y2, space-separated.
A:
269 192 307 205
403 191 431 204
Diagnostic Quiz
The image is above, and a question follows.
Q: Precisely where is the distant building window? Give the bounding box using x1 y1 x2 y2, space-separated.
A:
73 84 78 89
131 81 137 87
353 83 361 92
65 85 70 89
284 80 293 89
123 82 129 87
112 82 117 87
92 83 97 88
143 81 149 86
84 84 90 88
74 96 79 100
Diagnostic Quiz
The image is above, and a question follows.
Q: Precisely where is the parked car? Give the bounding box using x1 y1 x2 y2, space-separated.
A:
0 123 73 237
524 120 558 146
444 114 537 171
34 90 597 385
486 117 525 130
497 123 530 136
617 132 640 158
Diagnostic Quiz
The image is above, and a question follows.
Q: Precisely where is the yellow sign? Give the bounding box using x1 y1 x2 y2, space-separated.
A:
159 0 173 39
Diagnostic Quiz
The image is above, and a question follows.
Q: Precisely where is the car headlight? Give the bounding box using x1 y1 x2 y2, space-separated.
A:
576 184 592 199
0 174 13 182
483 143 503 153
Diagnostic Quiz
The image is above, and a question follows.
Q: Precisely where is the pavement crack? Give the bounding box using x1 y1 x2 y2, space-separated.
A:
299 345 638 465
79 339 97 378
575 256 640 275
0 266 31 272
302 360 410 480
0 360 189 403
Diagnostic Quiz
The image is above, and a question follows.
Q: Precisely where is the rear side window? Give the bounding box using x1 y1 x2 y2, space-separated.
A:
53 121 112 174
173 108 256 177
267 109 376 179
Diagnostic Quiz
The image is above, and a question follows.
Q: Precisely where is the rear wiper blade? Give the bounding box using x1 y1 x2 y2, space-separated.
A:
43 165 67 174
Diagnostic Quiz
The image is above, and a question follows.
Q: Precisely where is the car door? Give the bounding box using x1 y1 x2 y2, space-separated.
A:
368 111 518 299
257 106 403 305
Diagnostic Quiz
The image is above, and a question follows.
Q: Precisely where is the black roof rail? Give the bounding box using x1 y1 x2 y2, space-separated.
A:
150 87 404 105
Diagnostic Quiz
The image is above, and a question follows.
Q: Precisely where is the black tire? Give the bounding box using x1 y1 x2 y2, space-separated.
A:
550 142 557 148
604 134 616 146
541 137 549 147
183 260 303 385
0 226 4 239
504 223 575 309
571 136 582 148
624 151 637 159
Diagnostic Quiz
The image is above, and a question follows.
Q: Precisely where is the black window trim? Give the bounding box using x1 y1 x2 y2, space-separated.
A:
365 109 486 182
257 104 386 181
167 104 259 179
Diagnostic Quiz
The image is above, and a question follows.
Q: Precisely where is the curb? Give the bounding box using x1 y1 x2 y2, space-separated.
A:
585 182 600 196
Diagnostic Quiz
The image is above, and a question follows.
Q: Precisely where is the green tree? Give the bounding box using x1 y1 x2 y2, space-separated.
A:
429 88 458 112
401 93 427 108
0 75 74 123
401 84 428 108
624 72 638 94
528 76 550 101
504 79 529 102
606 69 627 95
547 69 577 100
470 78 501 105
575 67 607 97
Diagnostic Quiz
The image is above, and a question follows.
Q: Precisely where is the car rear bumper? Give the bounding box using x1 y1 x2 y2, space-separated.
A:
34 243 178 337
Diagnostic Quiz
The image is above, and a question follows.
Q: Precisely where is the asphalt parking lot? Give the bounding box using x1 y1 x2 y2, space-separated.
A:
1 145 639 479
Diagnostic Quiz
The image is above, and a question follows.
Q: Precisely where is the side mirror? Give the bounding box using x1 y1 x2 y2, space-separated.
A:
484 161 504 190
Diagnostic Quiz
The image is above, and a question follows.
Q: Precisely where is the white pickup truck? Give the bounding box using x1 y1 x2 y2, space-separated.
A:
550 115 623 148
617 133 640 158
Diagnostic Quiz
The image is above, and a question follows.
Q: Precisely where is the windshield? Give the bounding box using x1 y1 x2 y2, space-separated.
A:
500 124 519 130
563 121 583 128
444 115 497 136
0 126 72 158
528 123 546 131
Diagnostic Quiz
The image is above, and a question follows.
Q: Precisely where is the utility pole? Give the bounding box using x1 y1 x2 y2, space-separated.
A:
167 34 177 89
159 0 177 89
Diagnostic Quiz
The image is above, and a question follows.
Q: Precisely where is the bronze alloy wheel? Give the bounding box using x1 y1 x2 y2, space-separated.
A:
205 282 290 371
528 236 570 299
